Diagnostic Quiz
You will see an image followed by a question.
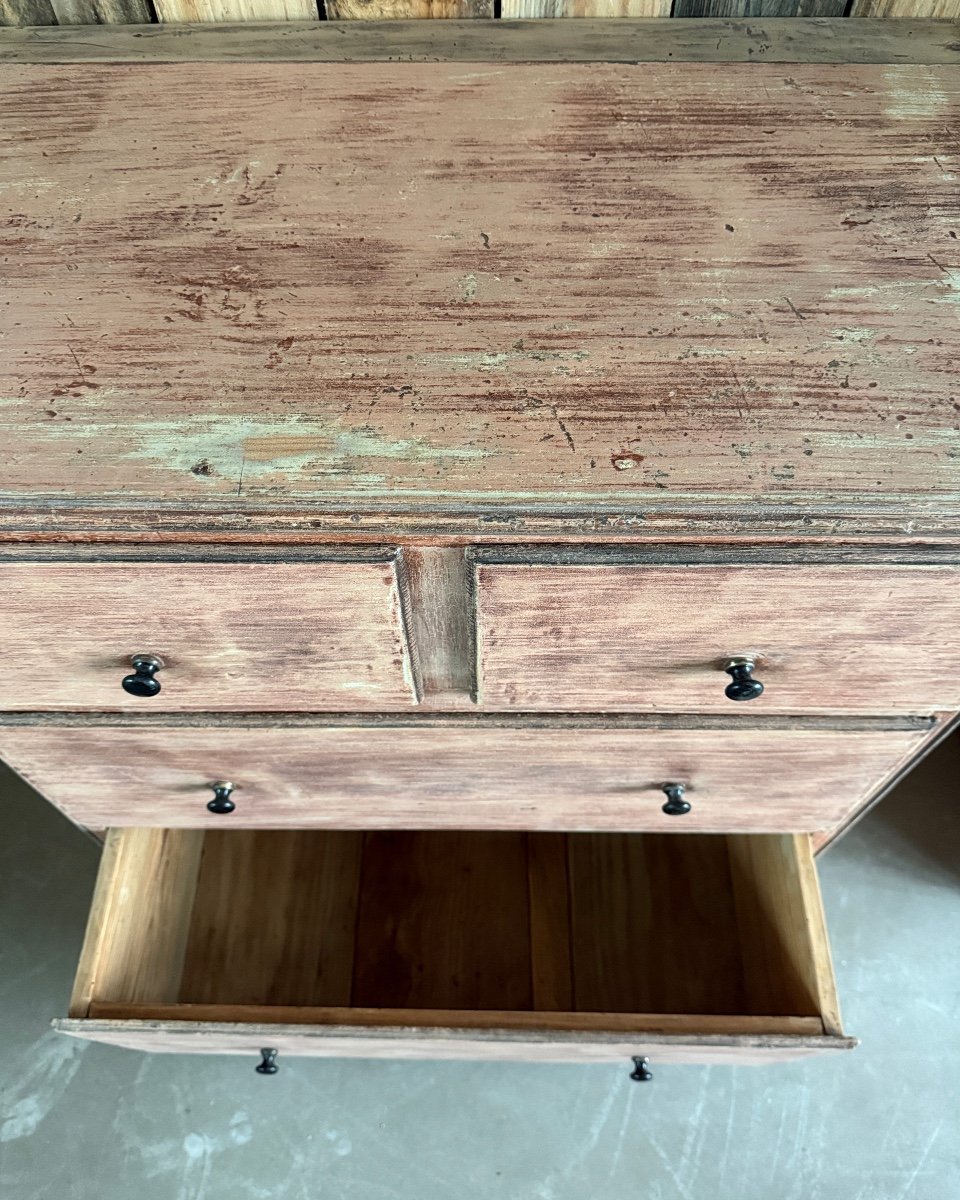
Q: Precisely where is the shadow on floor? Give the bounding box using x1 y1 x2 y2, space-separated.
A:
838 729 960 886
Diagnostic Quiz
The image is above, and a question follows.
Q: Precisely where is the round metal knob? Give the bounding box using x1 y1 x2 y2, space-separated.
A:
207 781 236 815
630 1056 653 1082
661 782 690 817
723 657 764 702
121 653 164 698
256 1048 279 1075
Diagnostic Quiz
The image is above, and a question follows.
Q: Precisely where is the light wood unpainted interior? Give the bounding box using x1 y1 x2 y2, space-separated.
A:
72 828 841 1037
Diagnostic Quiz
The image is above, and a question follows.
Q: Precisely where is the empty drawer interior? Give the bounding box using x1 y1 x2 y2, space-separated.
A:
71 828 842 1038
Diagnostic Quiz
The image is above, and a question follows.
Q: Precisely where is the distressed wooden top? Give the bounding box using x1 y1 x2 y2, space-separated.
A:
2 61 959 538
2 20 960 66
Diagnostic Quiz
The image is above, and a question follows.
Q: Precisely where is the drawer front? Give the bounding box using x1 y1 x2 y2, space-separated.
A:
0 554 418 710
0 722 926 832
58 828 854 1066
473 561 960 714
54 1019 848 1066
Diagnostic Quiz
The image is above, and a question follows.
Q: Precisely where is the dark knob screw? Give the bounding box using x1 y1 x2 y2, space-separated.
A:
256 1048 279 1075
723 657 764 702
661 782 690 817
121 653 164 698
629 1056 653 1082
207 781 236 815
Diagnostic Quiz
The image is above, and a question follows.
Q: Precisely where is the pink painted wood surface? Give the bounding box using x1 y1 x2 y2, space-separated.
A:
0 724 924 830
0 561 417 710
475 563 960 713
1 64 959 531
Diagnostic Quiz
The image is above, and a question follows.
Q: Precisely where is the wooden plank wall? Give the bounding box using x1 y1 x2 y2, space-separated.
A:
3 0 959 23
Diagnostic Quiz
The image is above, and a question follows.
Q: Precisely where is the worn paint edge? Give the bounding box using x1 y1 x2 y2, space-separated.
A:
0 711 939 730
2 19 960 65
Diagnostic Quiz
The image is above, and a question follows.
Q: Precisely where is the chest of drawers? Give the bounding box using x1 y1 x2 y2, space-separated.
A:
2 19 958 1077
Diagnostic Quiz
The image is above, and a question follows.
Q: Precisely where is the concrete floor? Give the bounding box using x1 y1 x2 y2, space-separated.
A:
1 737 958 1200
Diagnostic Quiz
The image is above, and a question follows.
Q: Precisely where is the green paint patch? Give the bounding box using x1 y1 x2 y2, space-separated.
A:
831 328 876 343
117 415 493 484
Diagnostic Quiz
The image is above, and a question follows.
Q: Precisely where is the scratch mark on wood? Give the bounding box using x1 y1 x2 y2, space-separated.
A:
785 297 806 322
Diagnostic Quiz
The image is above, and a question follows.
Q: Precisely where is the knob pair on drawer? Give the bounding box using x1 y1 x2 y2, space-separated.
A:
120 653 766 701
200 781 693 818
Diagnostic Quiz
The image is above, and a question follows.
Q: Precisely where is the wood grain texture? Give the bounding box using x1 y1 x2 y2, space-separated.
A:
502 0 668 16
0 725 926 830
851 0 960 14
69 828 204 1016
55 1017 853 1063
675 0 843 14
527 833 573 1011
326 0 490 17
401 546 474 707
0 0 56 22
179 830 364 1006
80 1006 829 1034
0 557 419 710
3 19 960 65
474 563 960 714
154 1 317 18
50 0 153 20
2 63 959 539
727 834 841 1031
63 828 849 1061
568 834 750 1014
352 832 532 1010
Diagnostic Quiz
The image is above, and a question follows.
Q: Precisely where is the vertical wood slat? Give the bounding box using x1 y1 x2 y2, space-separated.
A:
567 834 748 1016
503 0 668 15
154 0 318 18
351 832 533 1011
527 833 573 1011
51 0 152 20
673 0 845 14
325 0 490 16
850 0 960 14
0 0 57 22
179 831 365 1007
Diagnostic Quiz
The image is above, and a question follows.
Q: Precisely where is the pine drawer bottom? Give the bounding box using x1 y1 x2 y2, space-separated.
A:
56 828 856 1066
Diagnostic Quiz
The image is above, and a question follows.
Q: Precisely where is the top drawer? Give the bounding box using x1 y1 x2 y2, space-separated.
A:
472 551 960 715
0 550 419 711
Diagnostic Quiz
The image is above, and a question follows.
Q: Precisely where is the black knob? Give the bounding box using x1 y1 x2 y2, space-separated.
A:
661 783 690 816
255 1048 279 1075
121 653 164 697
629 1056 653 1082
207 781 236 815
723 657 764 702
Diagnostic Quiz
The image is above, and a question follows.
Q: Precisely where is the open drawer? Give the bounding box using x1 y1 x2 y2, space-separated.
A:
56 828 855 1067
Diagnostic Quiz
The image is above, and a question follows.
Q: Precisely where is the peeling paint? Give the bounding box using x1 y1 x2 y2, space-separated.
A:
203 160 262 187
832 328 877 343
588 242 627 257
934 268 960 307
416 349 589 372
449 71 505 82
883 67 951 120
120 416 493 483
457 274 478 302
0 177 56 195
